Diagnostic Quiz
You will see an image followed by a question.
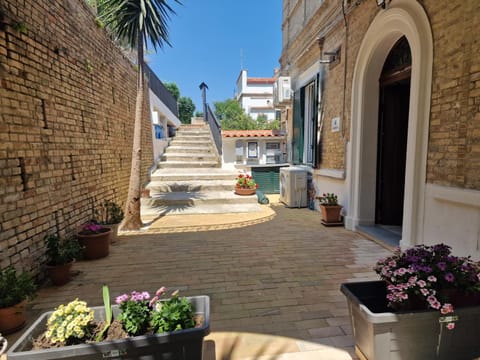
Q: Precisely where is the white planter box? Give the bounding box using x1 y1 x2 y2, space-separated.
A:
341 281 480 360
7 296 209 360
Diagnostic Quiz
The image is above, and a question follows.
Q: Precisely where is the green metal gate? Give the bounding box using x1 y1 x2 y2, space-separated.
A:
252 166 285 194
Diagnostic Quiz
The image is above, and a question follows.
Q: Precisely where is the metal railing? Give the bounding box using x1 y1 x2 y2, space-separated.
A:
205 104 222 155
144 65 179 117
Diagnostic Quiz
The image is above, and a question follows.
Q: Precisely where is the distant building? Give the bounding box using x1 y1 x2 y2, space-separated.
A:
235 69 279 121
222 129 286 168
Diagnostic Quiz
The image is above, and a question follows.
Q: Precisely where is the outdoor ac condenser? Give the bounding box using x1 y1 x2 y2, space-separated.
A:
279 166 308 208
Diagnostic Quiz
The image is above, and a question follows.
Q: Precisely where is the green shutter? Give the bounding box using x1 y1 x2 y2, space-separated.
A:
252 167 282 194
292 88 304 164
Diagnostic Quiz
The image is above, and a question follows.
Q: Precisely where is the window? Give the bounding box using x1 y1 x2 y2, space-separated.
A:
247 142 258 158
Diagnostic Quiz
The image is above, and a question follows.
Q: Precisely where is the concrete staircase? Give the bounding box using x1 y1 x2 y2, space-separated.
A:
141 124 262 220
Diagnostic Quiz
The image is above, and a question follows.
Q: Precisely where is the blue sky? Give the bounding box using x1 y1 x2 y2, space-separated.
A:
147 0 282 112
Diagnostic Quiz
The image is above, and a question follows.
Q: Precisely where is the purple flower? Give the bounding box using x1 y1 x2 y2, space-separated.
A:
436 262 447 271
444 273 455 282
422 266 433 273
115 294 129 304
129 291 150 302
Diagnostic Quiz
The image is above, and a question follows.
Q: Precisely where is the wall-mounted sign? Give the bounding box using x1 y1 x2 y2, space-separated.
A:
331 117 340 132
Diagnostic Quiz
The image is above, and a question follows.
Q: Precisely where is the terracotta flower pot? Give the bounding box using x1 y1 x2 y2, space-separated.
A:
235 187 256 196
77 229 111 260
46 261 73 286
0 301 26 335
320 205 343 223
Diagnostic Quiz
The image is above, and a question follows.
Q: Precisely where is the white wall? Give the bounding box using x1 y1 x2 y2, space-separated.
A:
423 185 480 260
149 89 181 162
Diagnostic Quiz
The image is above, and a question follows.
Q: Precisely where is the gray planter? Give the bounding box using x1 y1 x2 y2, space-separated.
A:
7 295 209 360
341 281 480 360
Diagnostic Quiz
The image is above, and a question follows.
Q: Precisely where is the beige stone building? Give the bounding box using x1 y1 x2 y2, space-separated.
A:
278 0 480 256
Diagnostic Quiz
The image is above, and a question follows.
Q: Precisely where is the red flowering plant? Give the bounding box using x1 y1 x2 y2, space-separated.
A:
374 244 480 330
235 173 258 189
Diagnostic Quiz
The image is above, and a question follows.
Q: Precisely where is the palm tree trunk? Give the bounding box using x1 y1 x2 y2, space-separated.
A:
120 32 145 231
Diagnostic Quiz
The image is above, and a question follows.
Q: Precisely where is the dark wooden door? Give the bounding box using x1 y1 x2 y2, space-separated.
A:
375 79 410 225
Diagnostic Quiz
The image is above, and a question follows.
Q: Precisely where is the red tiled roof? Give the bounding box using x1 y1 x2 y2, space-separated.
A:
222 130 285 138
247 77 275 84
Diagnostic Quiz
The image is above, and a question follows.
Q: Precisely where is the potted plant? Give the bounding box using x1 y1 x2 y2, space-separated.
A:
96 200 124 243
7 286 210 360
44 235 83 286
0 266 36 334
316 192 343 225
234 173 258 195
76 222 111 260
341 244 480 360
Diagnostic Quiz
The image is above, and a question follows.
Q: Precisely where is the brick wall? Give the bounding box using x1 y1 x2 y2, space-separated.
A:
0 0 153 274
425 0 480 189
282 0 479 188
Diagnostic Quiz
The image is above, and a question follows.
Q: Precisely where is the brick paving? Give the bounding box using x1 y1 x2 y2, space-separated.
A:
6 204 391 359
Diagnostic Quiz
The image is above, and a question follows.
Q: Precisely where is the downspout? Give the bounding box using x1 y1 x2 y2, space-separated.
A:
341 1 349 177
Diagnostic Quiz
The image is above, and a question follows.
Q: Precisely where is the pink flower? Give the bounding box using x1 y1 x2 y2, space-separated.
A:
446 323 455 330
441 303 454 315
408 276 418 284
427 275 437 282
156 287 166 297
416 280 427 288
420 288 430 296
149 296 158 308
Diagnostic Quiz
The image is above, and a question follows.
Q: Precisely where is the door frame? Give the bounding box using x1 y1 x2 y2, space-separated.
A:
345 0 433 248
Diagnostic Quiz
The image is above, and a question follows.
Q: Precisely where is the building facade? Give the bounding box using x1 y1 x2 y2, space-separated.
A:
235 69 278 121
222 130 286 168
279 0 480 257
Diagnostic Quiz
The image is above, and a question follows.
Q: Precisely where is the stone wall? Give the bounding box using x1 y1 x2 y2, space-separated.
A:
0 0 153 273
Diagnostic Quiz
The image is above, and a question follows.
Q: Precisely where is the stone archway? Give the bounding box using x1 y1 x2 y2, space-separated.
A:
345 0 433 248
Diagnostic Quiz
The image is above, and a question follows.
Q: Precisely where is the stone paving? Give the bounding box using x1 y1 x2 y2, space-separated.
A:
5 203 392 359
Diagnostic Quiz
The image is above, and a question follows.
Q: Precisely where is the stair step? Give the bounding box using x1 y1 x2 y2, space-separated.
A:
151 168 237 182
157 161 220 169
142 190 258 208
161 153 218 161
149 180 235 193
169 140 212 147
165 146 214 154
175 129 211 135
141 202 263 216
174 135 212 141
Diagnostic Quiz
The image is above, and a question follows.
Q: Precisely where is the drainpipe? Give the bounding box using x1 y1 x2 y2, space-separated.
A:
341 1 349 174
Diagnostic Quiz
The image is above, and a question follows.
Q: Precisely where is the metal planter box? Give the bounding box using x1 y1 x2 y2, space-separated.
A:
7 296 210 360
341 281 480 360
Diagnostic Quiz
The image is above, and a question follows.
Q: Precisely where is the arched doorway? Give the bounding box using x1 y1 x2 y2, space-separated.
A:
346 0 433 248
376 37 411 228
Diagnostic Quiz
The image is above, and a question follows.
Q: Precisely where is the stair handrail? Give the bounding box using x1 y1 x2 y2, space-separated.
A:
205 104 222 155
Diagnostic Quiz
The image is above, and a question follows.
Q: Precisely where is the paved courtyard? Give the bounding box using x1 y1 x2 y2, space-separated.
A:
8 204 391 359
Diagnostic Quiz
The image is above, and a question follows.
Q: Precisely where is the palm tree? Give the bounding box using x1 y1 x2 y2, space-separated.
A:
98 0 180 230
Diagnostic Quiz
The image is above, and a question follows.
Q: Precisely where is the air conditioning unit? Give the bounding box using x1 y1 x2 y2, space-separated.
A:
273 76 292 105
279 166 308 208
